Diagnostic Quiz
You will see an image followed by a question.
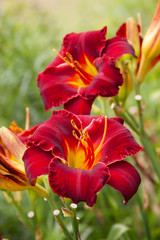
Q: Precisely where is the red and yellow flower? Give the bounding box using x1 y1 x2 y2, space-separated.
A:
0 123 47 197
23 110 142 207
37 27 135 114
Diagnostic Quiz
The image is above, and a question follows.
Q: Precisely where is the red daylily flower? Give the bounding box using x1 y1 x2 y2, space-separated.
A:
37 27 135 114
23 109 142 207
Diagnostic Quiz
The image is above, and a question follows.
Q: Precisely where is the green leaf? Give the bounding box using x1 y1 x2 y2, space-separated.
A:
107 224 129 240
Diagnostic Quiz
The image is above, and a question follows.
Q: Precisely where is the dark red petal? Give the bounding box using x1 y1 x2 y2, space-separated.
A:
59 27 107 65
64 96 95 115
23 146 53 184
48 27 107 72
116 23 127 38
37 65 80 110
103 36 136 59
107 161 141 203
26 110 82 160
18 124 41 144
49 158 110 207
79 56 123 98
86 117 142 164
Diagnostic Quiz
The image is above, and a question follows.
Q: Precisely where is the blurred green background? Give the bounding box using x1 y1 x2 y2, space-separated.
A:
0 0 160 239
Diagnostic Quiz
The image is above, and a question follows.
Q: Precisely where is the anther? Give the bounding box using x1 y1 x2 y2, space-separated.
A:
72 130 79 140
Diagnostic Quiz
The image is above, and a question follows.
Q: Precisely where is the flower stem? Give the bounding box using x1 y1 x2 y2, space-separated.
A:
120 112 141 135
137 194 151 240
43 177 73 240
7 192 35 234
28 183 48 198
71 205 80 240
140 132 160 181
128 68 160 181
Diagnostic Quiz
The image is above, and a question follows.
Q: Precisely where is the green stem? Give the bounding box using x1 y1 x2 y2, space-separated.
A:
28 183 48 198
140 133 160 181
128 68 160 181
43 177 73 240
114 96 141 135
120 112 141 135
71 206 80 240
125 109 139 128
137 194 151 240
7 192 35 234
128 68 144 133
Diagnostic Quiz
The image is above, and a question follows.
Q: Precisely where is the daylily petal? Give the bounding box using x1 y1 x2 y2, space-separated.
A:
107 161 141 203
49 158 110 207
52 27 107 67
23 146 53 184
64 96 95 115
25 110 82 159
37 65 79 110
116 22 142 54
0 174 29 191
24 110 96 171
85 116 142 165
0 127 26 163
79 56 123 98
0 154 28 182
103 36 136 59
116 23 127 38
18 124 40 143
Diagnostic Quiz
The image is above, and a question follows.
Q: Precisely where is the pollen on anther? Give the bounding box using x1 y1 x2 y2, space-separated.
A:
72 130 79 140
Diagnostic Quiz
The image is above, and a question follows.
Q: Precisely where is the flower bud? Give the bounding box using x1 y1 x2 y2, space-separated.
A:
137 0 160 83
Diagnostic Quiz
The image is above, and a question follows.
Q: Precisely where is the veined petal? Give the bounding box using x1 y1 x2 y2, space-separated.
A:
54 27 107 68
23 146 53 185
37 27 107 111
0 127 26 163
116 23 127 38
0 154 28 182
0 174 29 191
85 116 142 165
18 124 40 143
25 110 82 159
79 56 123 98
103 36 136 59
24 110 95 171
37 65 79 110
64 96 95 115
107 161 141 203
49 158 110 207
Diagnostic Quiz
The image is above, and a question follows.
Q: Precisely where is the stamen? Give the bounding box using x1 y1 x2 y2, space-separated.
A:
71 119 94 170
53 49 75 69
53 49 91 85
72 130 79 140
94 116 107 157
71 119 79 130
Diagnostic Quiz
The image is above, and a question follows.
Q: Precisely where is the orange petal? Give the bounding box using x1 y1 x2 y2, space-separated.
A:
0 127 26 163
